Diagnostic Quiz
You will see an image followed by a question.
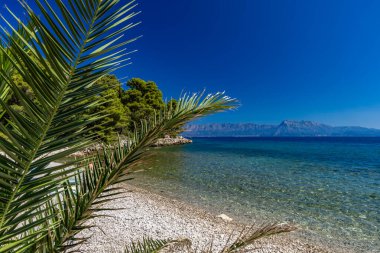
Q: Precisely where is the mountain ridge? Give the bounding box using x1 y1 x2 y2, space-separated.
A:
184 120 380 137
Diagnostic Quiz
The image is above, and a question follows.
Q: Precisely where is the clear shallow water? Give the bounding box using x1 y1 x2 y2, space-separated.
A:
130 137 380 252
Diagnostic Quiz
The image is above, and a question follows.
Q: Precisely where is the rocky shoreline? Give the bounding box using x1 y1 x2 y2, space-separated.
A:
151 135 192 147
0 136 192 159
45 136 192 158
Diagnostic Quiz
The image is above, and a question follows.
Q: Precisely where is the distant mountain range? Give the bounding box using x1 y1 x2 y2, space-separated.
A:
184 120 380 137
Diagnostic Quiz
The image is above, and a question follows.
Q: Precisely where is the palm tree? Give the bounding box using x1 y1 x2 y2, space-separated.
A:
0 1 238 252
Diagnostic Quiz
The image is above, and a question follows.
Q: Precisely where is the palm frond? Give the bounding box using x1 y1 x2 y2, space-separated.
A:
122 223 295 253
124 238 171 253
41 92 237 251
220 223 297 253
0 0 139 251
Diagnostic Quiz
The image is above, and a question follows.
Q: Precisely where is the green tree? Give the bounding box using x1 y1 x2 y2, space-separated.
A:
0 54 39 139
0 22 35 120
1 51 40 118
7 72 36 112
90 75 130 143
167 98 177 110
122 78 165 128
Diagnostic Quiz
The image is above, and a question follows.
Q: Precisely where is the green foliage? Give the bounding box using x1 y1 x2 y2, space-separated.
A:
0 23 35 137
165 98 182 136
220 223 296 252
124 238 170 253
167 98 178 111
0 0 141 251
36 92 237 252
0 1 238 252
123 78 165 128
3 50 45 112
7 71 36 111
90 75 130 143
2 71 171 142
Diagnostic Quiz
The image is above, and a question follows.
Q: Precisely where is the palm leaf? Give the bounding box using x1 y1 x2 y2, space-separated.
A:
122 223 296 253
124 238 170 253
124 238 193 253
0 0 140 251
220 223 297 253
42 92 237 251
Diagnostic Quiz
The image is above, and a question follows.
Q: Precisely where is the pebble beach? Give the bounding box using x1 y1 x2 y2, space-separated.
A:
74 184 346 253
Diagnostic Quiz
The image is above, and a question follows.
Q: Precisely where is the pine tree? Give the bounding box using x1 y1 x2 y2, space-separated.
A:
122 78 165 130
90 75 130 143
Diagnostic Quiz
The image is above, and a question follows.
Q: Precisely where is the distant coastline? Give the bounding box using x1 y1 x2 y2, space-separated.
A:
184 120 380 137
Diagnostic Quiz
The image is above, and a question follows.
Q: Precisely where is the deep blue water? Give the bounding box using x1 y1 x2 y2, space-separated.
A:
130 137 380 252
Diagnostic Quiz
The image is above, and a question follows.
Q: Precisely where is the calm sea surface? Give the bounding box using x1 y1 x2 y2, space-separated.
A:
129 137 380 252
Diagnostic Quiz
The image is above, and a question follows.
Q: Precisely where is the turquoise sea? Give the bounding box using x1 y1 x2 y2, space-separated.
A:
129 137 380 252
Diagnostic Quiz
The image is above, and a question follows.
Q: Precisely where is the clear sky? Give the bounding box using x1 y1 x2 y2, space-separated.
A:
2 0 380 128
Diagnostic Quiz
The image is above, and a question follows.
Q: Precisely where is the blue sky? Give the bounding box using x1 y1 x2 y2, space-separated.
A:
2 0 380 128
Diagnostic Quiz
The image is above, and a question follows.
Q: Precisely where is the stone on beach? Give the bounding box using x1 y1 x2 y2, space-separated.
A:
216 214 233 222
